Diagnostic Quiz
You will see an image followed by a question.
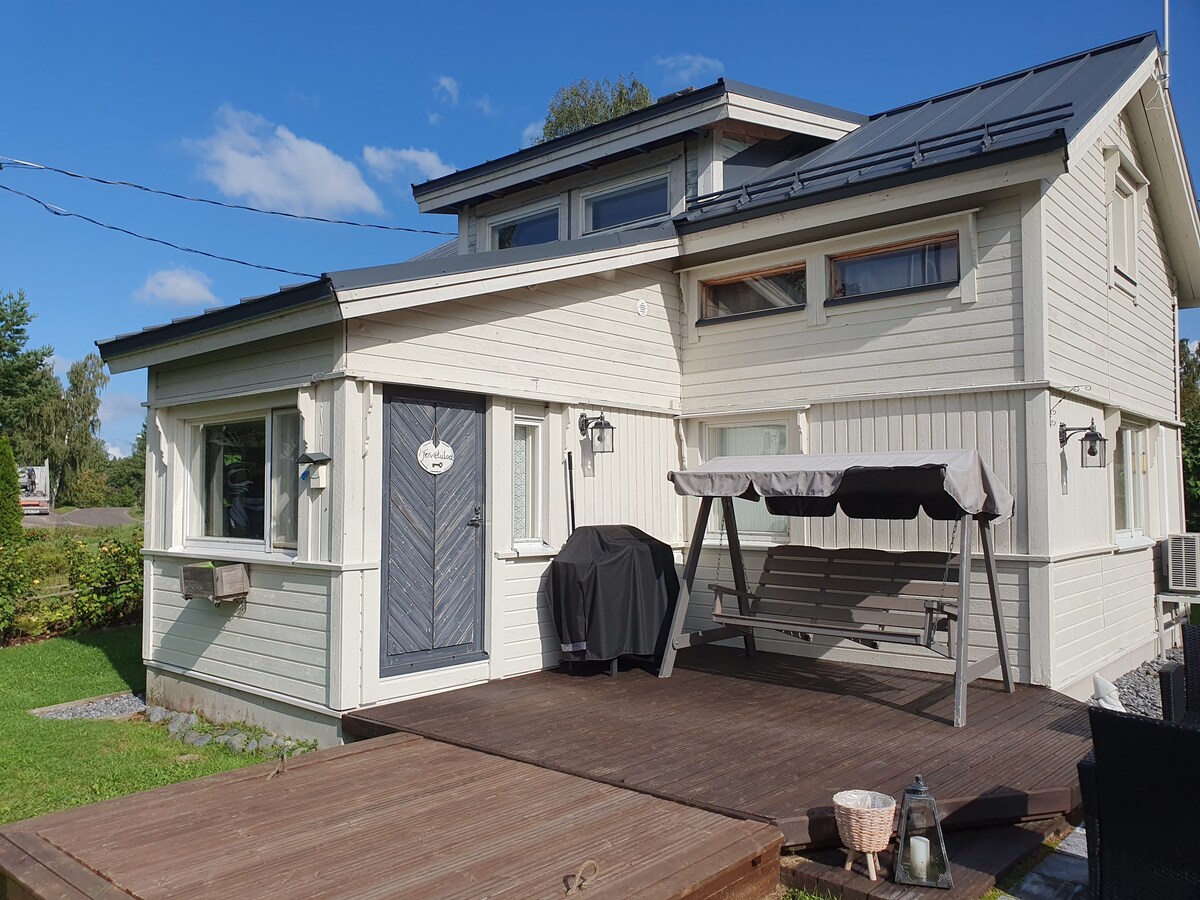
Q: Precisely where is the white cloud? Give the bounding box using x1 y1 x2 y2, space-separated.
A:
106 444 127 459
428 111 442 126
654 53 725 87
134 268 218 306
363 146 455 182
47 354 71 377
435 76 459 105
474 95 497 117
521 120 545 148
191 105 382 216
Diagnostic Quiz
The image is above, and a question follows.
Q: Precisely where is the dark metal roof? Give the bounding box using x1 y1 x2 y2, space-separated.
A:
410 80 866 203
677 33 1159 231
409 237 460 261
327 221 678 293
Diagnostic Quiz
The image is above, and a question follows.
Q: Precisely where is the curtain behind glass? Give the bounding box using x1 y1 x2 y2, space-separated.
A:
271 411 300 549
710 424 788 536
513 425 533 541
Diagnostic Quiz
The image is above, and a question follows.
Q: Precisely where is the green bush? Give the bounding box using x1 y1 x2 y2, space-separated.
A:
65 529 143 629
0 437 29 638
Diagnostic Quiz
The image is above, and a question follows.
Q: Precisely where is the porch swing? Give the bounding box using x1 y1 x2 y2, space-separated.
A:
659 449 1016 727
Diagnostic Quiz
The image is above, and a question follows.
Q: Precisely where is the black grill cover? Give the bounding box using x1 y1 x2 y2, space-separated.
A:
550 525 679 662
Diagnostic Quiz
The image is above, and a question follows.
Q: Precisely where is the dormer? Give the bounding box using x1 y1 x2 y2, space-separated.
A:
411 80 865 254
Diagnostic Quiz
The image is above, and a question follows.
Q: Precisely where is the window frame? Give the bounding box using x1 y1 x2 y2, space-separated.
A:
827 233 961 306
702 418 792 544
579 169 672 235
1113 422 1149 541
1103 146 1148 299
699 261 808 325
512 414 545 548
484 198 565 252
184 406 301 556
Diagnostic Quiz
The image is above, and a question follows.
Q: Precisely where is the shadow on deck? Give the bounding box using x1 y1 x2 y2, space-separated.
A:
344 645 1091 850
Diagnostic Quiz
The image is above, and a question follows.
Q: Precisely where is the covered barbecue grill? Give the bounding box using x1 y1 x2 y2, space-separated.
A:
550 525 679 671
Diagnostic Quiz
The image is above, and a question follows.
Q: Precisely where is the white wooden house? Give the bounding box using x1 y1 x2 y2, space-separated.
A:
99 34 1200 744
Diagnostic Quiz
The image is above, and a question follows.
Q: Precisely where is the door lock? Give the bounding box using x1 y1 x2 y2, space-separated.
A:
467 505 482 527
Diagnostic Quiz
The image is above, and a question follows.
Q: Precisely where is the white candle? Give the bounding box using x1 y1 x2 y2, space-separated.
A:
909 836 931 880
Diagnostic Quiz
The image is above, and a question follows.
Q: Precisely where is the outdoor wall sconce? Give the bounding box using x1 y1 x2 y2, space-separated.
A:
578 411 615 454
895 775 953 889
1059 419 1108 468
298 451 331 488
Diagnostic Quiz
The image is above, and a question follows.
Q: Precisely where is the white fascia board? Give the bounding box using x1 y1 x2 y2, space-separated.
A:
335 237 682 318
679 152 1067 258
1064 49 1158 162
725 94 861 140
102 300 342 375
414 98 728 213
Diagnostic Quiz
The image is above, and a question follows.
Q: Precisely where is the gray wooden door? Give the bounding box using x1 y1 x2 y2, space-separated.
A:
381 386 486 677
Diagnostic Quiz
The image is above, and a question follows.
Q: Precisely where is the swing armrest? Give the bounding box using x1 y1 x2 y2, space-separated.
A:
708 584 759 601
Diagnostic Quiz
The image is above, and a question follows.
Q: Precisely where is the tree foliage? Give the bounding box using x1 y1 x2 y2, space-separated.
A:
1180 339 1200 530
107 425 147 509
0 436 28 637
0 290 55 441
538 75 653 143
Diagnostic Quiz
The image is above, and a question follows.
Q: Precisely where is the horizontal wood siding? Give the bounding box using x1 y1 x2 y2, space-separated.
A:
346 264 683 411
153 324 341 404
683 547 1031 683
149 559 330 705
681 194 1024 411
501 559 557 677
1044 112 1177 419
805 389 1028 555
1051 547 1157 690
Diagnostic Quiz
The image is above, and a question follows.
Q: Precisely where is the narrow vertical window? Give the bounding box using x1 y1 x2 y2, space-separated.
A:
1114 425 1147 536
513 418 541 544
271 410 301 549
706 423 789 539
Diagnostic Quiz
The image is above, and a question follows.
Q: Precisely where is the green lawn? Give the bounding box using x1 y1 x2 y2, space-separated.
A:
0 626 263 825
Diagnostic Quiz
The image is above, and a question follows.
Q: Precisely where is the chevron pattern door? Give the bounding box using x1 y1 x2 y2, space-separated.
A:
381 387 486 677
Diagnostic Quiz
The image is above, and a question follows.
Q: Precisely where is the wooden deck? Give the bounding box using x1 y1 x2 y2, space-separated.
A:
0 732 782 899
344 646 1091 849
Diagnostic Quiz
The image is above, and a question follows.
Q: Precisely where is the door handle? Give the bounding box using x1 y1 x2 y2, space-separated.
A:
467 505 482 527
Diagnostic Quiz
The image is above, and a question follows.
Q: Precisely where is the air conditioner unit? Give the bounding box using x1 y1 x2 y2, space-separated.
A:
1164 534 1200 593
181 563 250 606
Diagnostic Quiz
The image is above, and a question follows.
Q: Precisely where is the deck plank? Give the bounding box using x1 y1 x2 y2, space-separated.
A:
344 646 1091 849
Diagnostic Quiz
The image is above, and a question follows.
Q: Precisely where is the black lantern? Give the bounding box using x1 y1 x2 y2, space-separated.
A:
894 775 952 889
1059 418 1108 468
578 411 615 454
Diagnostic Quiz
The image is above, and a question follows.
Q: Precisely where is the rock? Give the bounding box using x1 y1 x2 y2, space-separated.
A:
1113 647 1182 718
214 735 233 747
167 714 189 738
257 735 278 752
175 753 201 763
228 733 248 753
148 705 170 723
244 739 258 753
183 730 204 745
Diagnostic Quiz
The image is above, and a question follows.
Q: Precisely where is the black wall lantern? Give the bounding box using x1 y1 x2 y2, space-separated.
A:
895 775 953 889
1059 418 1108 468
578 411 615 454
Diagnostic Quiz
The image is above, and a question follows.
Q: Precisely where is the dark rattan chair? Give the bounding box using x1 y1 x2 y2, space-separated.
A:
1078 705 1200 898
1159 624 1200 727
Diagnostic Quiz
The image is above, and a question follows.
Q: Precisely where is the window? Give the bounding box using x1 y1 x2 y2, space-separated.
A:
702 264 807 321
196 409 300 550
492 208 559 250
706 422 789 539
1111 171 1138 284
585 176 669 232
513 417 542 544
830 235 959 302
1113 425 1148 536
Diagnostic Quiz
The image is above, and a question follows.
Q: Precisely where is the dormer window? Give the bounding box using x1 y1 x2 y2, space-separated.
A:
584 175 670 233
492 207 560 250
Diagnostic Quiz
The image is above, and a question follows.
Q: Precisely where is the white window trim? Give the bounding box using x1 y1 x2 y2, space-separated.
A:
183 407 300 557
576 167 674 236
1103 146 1148 301
480 198 566 252
701 417 792 546
1113 421 1150 548
512 412 550 552
680 208 980 342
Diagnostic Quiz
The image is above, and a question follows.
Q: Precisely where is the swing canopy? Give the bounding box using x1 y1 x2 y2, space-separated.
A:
668 449 1013 523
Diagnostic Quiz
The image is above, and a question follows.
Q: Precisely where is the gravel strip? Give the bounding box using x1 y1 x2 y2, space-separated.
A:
1113 648 1182 718
34 692 147 720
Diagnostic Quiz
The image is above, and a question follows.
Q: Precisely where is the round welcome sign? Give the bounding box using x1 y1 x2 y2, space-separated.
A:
417 440 455 475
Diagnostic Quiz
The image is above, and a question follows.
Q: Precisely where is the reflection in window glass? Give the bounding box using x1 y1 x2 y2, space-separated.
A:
704 266 807 319
709 424 788 536
493 209 558 250
513 422 539 542
271 411 301 549
587 178 669 232
831 236 959 299
203 420 266 540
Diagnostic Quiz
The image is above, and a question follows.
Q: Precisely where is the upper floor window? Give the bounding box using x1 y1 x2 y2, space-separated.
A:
493 208 559 250
1110 170 1139 285
702 264 807 322
585 176 669 233
194 409 300 550
830 234 959 302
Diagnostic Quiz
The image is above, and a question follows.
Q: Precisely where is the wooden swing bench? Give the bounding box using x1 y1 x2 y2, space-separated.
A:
660 450 1018 727
709 545 961 656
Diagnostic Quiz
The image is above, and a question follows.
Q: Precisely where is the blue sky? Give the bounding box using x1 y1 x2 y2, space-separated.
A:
3 2 1198 456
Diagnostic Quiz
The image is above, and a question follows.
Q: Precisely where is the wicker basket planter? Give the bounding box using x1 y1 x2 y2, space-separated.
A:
833 789 896 882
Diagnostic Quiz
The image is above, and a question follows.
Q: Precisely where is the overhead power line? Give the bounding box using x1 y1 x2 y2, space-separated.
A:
0 182 320 279
0 155 457 236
